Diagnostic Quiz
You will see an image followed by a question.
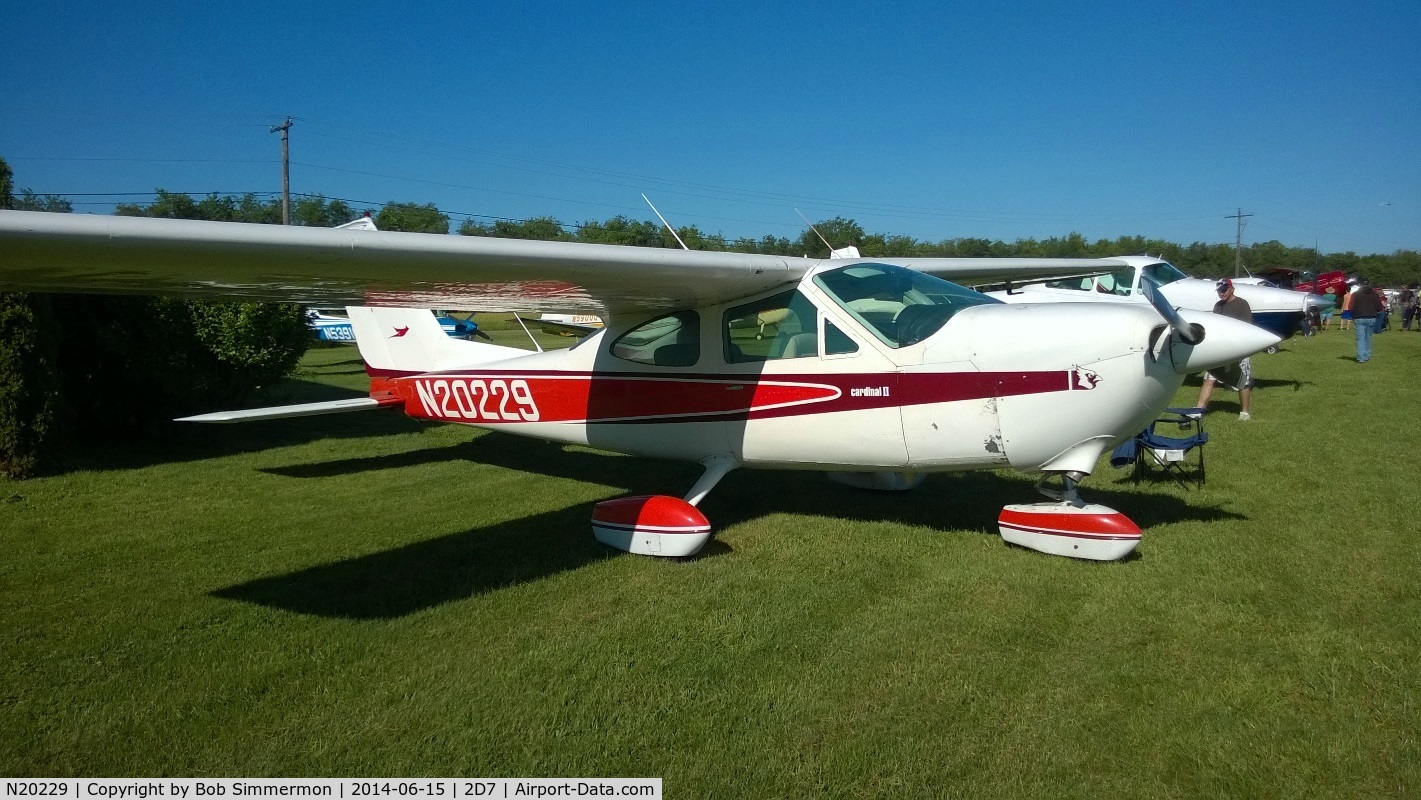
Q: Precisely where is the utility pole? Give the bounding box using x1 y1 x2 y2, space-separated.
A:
1225 208 1252 277
270 116 293 225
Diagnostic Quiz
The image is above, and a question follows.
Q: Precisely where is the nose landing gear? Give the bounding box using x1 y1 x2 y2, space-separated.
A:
590 454 738 557
997 474 1142 561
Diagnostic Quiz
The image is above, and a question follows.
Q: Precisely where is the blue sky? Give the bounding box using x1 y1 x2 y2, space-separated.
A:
3 1 1417 255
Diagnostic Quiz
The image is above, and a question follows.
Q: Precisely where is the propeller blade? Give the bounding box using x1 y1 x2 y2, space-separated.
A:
1141 276 1204 345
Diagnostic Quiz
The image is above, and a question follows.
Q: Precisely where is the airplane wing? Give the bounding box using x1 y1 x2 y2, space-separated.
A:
887 257 1130 285
0 210 1132 314
0 211 798 315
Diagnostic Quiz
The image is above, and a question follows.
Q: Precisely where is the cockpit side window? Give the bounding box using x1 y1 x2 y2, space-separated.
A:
610 311 700 367
824 319 858 356
813 262 999 348
724 290 820 363
1045 276 1093 291
1095 267 1136 296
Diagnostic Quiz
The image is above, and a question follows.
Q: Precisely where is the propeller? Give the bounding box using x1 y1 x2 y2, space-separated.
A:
450 310 492 340
1140 275 1204 345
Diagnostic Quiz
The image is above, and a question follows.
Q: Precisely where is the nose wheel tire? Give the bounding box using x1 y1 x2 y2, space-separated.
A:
998 473 1142 560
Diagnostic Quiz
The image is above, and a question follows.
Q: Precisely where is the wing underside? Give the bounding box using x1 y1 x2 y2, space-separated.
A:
1 210 1129 313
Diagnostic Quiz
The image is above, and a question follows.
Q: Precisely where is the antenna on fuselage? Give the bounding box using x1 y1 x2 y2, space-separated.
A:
642 194 689 251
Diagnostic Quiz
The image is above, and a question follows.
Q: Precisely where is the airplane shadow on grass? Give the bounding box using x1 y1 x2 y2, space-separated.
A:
214 432 1246 620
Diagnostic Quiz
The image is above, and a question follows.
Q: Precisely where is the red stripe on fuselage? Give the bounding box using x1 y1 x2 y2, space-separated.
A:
388 369 1074 425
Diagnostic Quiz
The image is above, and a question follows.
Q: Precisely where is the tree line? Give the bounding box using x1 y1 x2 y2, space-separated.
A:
28 180 1421 286
365 200 1421 288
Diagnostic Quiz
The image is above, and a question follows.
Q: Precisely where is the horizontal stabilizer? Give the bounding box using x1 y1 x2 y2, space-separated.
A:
176 395 402 424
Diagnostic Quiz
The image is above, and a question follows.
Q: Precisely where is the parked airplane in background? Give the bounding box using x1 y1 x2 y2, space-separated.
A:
310 308 484 342
520 313 605 337
435 313 484 340
308 310 359 342
986 256 1332 348
1236 266 1348 298
0 210 1278 562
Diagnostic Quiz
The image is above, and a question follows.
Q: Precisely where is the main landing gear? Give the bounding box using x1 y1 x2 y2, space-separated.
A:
590 462 1141 562
590 454 738 557
997 473 1142 561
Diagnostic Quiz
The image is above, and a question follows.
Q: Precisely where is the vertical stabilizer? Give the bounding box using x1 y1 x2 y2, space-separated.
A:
347 307 526 374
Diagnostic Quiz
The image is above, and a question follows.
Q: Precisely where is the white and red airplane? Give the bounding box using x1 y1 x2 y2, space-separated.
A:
986 255 1333 349
0 210 1278 561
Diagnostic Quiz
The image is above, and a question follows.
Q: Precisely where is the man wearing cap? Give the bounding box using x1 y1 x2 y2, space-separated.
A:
1349 277 1384 362
1195 278 1255 420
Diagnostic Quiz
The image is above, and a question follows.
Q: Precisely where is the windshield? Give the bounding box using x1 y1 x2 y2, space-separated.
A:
1142 261 1187 287
813 262 1000 347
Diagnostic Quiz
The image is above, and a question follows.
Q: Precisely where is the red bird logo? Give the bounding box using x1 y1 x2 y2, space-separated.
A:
1073 367 1102 390
390 326 410 338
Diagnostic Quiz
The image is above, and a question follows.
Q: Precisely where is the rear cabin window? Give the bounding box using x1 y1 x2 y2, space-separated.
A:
610 311 700 366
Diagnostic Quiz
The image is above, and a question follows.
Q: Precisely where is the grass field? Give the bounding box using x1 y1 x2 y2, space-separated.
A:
3 325 1419 797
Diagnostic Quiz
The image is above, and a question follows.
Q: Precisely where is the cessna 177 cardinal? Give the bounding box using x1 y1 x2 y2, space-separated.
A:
0 210 1278 561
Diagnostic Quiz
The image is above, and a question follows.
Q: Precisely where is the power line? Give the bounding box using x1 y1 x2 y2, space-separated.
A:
22 191 277 197
9 157 276 165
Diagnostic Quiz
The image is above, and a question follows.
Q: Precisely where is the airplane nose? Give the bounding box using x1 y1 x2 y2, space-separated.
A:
1306 294 1335 312
1167 311 1281 374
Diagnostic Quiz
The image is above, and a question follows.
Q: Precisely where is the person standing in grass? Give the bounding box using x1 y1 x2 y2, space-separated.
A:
1402 286 1418 331
1320 288 1337 330
1195 278 1255 420
1350 278 1384 363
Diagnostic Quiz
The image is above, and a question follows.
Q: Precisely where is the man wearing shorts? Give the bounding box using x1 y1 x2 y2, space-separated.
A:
1195 278 1254 420
1319 289 1336 330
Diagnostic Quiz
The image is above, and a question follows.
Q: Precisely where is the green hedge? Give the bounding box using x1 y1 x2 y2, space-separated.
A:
0 293 63 478
0 295 310 476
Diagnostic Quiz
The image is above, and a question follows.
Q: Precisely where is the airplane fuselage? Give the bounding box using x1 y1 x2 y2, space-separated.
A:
367 264 1268 479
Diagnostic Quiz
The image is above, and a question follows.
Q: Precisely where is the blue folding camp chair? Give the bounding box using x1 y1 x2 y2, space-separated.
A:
1109 407 1208 489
